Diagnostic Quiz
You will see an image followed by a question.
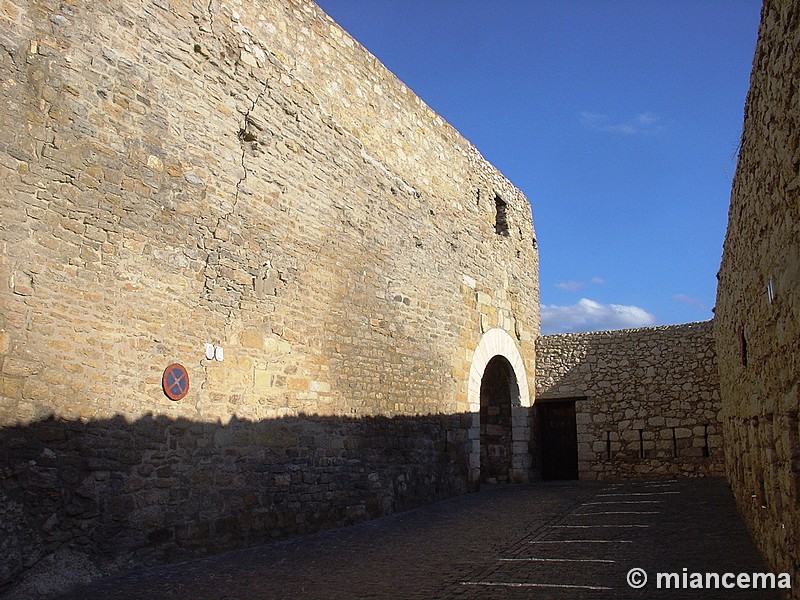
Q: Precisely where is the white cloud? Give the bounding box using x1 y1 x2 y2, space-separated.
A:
555 278 605 292
579 111 662 135
541 298 657 334
555 280 585 292
673 294 705 309
636 112 659 126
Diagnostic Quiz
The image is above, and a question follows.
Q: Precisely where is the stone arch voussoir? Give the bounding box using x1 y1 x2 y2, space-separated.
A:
467 327 530 412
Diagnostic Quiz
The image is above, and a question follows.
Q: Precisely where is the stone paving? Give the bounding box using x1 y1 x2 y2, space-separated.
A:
57 478 785 599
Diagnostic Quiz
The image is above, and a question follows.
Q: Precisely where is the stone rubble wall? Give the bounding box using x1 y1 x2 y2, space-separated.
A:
536 322 724 480
714 0 800 589
0 0 538 592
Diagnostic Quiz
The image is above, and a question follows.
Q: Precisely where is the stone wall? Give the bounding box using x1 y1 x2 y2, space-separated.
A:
536 322 723 480
0 0 538 593
714 0 799 589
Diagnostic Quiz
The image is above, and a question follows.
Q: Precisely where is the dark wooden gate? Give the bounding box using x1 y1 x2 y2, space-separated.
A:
539 400 578 480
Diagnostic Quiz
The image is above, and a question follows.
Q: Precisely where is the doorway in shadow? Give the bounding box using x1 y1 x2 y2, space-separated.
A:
538 399 579 480
479 356 518 483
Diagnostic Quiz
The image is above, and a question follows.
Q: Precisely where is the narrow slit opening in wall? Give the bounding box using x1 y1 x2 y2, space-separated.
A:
494 194 509 236
671 427 678 458
606 431 612 461
638 429 644 459
738 324 748 367
702 424 710 458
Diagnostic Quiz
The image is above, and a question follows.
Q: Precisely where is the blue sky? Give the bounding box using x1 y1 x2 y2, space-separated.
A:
315 0 762 334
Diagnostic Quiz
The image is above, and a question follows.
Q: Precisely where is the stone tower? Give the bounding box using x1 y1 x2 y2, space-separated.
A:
0 0 538 588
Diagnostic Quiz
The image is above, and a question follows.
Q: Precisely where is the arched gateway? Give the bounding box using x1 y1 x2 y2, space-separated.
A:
466 328 532 484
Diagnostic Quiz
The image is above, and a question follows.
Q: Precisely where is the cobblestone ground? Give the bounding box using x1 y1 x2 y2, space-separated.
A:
58 478 785 599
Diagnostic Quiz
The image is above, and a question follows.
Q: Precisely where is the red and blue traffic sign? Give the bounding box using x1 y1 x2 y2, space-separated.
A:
162 363 189 401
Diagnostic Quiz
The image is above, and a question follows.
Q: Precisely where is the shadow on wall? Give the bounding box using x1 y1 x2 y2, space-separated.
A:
0 410 483 598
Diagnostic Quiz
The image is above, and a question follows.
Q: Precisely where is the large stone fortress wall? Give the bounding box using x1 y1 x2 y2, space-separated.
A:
714 0 799 587
536 322 724 480
0 0 538 588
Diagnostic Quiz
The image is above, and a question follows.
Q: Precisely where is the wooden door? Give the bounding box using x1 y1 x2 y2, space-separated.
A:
539 401 578 480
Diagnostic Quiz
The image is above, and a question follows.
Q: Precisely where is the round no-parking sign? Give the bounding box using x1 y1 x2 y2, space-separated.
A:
162 363 189 401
